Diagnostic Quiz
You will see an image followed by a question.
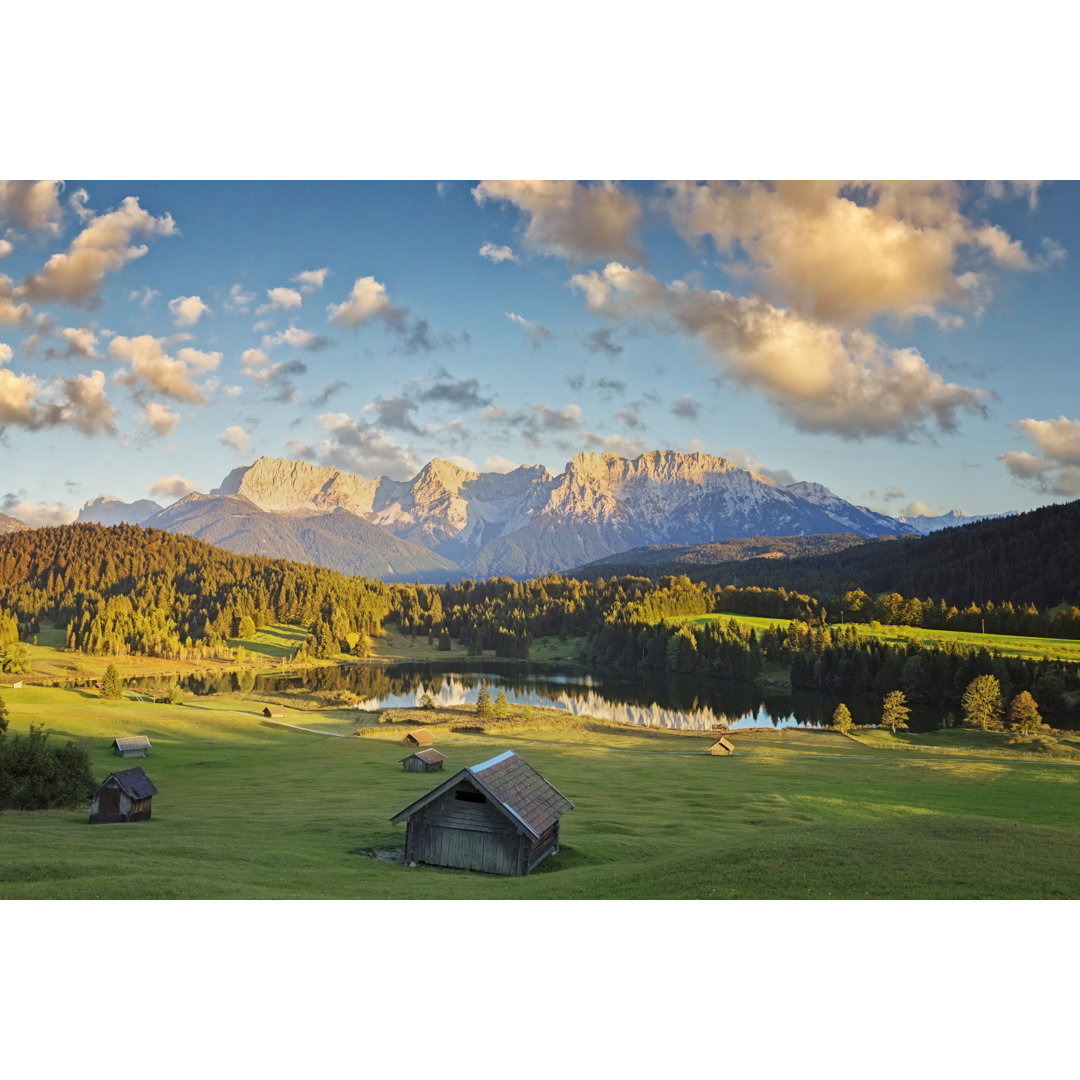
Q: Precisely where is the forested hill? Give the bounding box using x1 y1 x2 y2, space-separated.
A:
581 533 876 569
0 523 392 657
573 498 1080 609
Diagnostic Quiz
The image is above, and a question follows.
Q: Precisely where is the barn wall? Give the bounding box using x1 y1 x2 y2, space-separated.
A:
525 821 560 873
407 783 522 875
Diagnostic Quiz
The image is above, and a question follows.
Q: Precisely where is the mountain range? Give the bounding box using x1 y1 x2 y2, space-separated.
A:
67 450 938 581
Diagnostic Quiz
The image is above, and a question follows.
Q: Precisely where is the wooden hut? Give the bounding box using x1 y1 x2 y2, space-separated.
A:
112 735 151 758
89 766 158 824
401 748 446 773
390 750 573 876
401 728 434 748
709 736 735 755
263 705 285 718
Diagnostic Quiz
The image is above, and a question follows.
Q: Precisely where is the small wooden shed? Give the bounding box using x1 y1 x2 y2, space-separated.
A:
402 728 434 747
390 750 573 876
112 735 151 758
401 747 446 773
710 736 735 756
89 766 158 824
263 705 285 718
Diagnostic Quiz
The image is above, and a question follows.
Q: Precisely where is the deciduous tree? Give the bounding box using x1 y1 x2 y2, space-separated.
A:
1008 690 1042 735
962 675 1004 730
881 690 910 732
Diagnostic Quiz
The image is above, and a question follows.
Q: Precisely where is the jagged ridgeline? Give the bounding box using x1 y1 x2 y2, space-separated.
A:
574 498 1080 611
0 524 392 658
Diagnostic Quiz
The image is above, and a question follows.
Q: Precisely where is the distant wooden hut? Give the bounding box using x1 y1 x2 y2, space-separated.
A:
709 737 735 756
112 735 151 758
263 705 285 718
11 680 22 689
89 766 158 824
401 748 446 773
390 750 573 876
402 728 434 747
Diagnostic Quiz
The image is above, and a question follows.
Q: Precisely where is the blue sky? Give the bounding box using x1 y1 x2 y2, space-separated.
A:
2 178 1078 525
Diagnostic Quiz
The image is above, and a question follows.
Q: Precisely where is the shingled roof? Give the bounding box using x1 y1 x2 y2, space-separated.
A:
390 750 573 839
112 736 151 752
108 766 158 800
401 748 447 766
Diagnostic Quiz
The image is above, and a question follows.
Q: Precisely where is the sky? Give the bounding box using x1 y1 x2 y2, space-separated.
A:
2 178 1078 526
1 176 1079 527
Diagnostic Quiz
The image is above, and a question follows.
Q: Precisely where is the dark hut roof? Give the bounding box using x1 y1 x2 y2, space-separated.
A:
112 736 151 751
400 747 446 765
106 766 158 799
390 750 573 839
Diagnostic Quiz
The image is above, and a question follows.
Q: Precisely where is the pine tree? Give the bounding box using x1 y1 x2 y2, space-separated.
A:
494 689 510 717
476 679 492 717
831 702 853 733
101 663 122 700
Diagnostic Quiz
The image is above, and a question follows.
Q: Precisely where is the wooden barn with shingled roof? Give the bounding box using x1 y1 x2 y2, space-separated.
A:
401 728 434 748
89 766 158 824
710 736 735 755
112 735 151 758
401 747 446 772
263 705 285 718
390 750 573 875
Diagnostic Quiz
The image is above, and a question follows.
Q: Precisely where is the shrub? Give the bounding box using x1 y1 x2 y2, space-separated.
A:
0 724 96 811
831 702 853 733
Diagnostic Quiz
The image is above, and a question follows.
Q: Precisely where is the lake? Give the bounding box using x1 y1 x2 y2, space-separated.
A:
135 661 936 731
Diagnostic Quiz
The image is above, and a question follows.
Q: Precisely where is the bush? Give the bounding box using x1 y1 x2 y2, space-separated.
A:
0 724 97 811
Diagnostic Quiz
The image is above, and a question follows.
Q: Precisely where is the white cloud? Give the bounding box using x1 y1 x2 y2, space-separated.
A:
142 402 179 436
59 326 101 359
260 324 332 352
327 276 403 327
664 180 1049 326
0 275 31 326
581 430 650 457
149 474 195 498
900 501 938 518
169 295 209 327
481 455 517 473
292 268 330 292
0 352 117 435
257 286 303 315
479 242 518 264
310 411 419 478
130 286 159 309
473 180 642 262
0 181 66 234
219 425 250 453
110 334 213 404
19 195 176 305
225 284 255 313
0 239 12 260
1000 416 1080 495
506 311 554 348
3 500 77 526
722 447 796 486
570 263 991 440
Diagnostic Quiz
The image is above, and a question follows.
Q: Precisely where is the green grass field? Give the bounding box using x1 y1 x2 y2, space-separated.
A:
668 612 1080 662
3 683 1080 899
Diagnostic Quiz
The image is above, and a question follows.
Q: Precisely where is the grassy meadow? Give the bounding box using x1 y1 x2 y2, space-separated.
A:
3 682 1080 899
668 612 1080 663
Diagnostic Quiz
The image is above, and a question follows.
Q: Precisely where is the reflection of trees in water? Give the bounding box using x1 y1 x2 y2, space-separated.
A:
130 661 933 730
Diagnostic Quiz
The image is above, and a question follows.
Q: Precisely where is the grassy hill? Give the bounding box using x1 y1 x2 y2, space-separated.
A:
3 684 1080 899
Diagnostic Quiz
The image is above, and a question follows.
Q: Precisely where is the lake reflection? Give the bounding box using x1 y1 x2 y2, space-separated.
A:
142 662 857 731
